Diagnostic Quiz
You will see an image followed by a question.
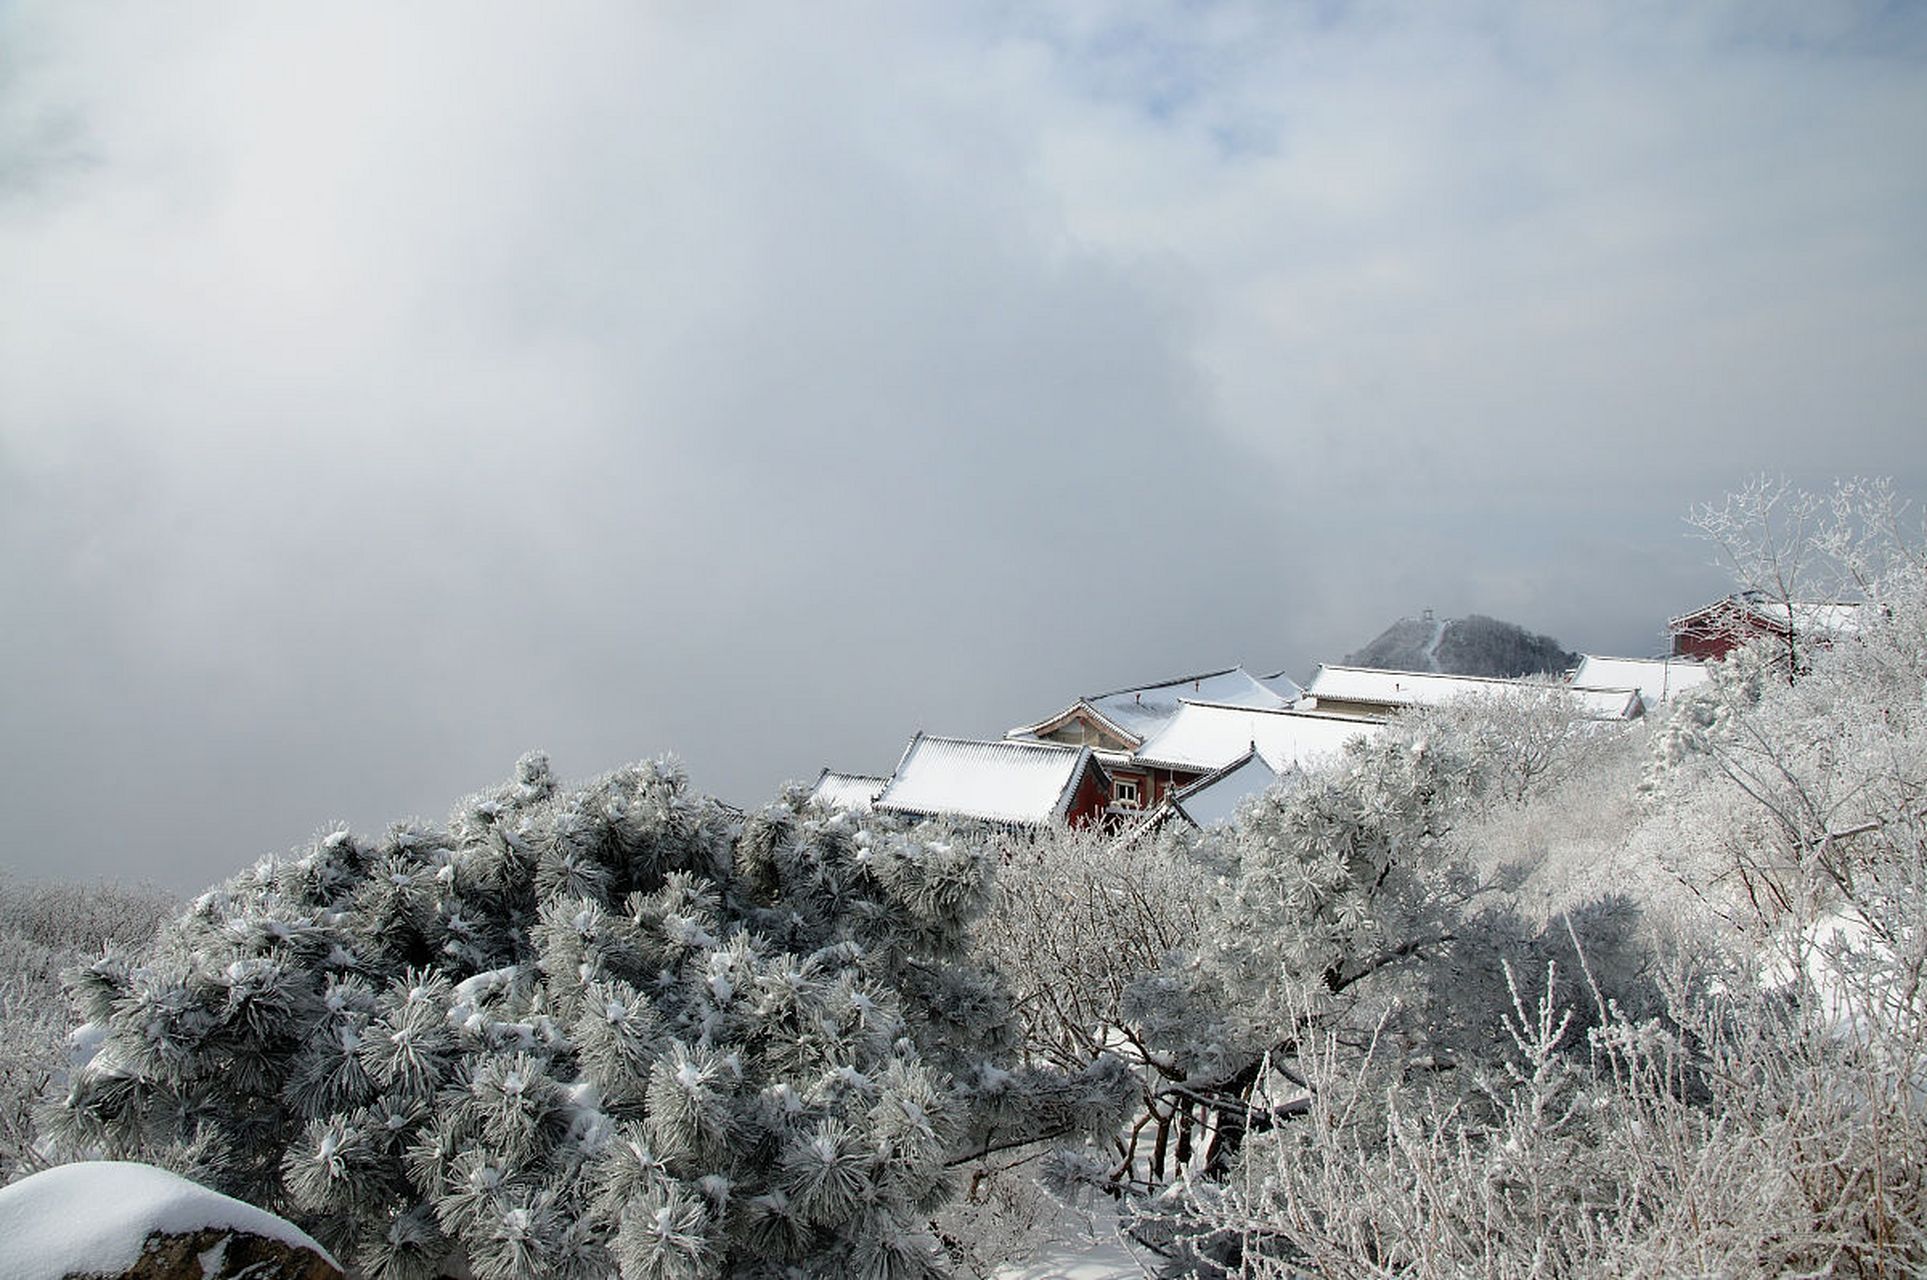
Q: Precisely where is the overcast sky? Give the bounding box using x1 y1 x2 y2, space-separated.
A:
3 2 1924 890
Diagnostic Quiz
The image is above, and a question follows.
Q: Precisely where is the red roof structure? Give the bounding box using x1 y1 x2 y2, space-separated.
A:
1667 591 1863 661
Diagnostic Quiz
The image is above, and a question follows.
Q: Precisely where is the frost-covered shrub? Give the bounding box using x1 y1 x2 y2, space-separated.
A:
1167 483 1927 1277
969 747 1551 1218
46 756 1127 1279
966 823 1219 1192
977 824 1216 1081
1200 942 1924 1278
970 732 1530 1212
1108 725 1496 1201
1395 683 1622 807
0 875 173 1184
0 875 175 955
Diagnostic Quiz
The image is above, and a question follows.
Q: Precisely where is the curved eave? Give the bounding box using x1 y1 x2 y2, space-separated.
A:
1167 747 1266 804
1008 700 1144 749
1129 753 1219 775
874 802 1052 828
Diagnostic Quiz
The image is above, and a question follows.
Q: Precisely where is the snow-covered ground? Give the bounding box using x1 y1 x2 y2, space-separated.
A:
987 1201 1156 1279
0 1161 336 1280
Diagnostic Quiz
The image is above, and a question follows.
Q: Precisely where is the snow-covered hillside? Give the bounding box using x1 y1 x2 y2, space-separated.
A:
1344 611 1578 677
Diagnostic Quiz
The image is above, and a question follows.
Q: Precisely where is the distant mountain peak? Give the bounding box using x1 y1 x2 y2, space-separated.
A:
1343 613 1576 679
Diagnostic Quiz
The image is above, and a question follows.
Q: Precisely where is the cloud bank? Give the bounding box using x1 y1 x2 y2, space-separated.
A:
3 2 1923 887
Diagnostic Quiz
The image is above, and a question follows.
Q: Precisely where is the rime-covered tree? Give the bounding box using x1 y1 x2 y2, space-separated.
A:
1686 474 1922 674
1169 482 1927 1277
960 682 1625 1230
1117 727 1488 1185
47 755 1127 1279
966 822 1220 1203
0 874 174 1182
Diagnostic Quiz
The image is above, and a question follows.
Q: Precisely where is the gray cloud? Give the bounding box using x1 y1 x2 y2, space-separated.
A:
3 2 1923 888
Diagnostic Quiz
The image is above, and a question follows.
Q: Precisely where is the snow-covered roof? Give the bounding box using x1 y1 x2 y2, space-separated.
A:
1307 665 1518 707
1559 685 1643 720
1783 599 1864 635
807 770 888 813
1169 750 1282 828
1669 592 1864 637
1257 669 1307 702
1011 665 1296 746
0 1161 337 1280
1304 665 1642 720
1571 655 1711 707
874 735 1098 827
1132 702 1377 775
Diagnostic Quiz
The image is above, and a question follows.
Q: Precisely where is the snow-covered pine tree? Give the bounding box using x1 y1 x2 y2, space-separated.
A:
46 754 1128 1279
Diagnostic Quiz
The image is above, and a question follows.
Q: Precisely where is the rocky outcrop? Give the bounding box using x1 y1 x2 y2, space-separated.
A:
0 1161 340 1280
76 1226 341 1280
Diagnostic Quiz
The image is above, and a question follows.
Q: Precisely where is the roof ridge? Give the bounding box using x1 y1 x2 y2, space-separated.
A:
1169 747 1272 803
1007 698 1152 746
1179 701 1379 720
914 733 1085 755
1171 699 1378 724
1666 593 1866 629
1313 663 1564 687
817 768 889 782
1083 664 1247 701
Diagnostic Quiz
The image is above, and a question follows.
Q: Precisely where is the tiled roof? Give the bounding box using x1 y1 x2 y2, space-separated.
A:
1132 702 1377 775
1781 600 1864 634
1668 592 1864 637
1011 665 1297 745
1571 655 1710 708
874 735 1097 827
1007 700 1143 750
1554 685 1643 720
1308 665 1517 705
807 770 889 813
1087 666 1296 739
1257 669 1307 702
1304 665 1643 720
1169 750 1282 828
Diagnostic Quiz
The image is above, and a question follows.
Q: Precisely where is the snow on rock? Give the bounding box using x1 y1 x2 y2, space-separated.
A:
0 1161 340 1280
